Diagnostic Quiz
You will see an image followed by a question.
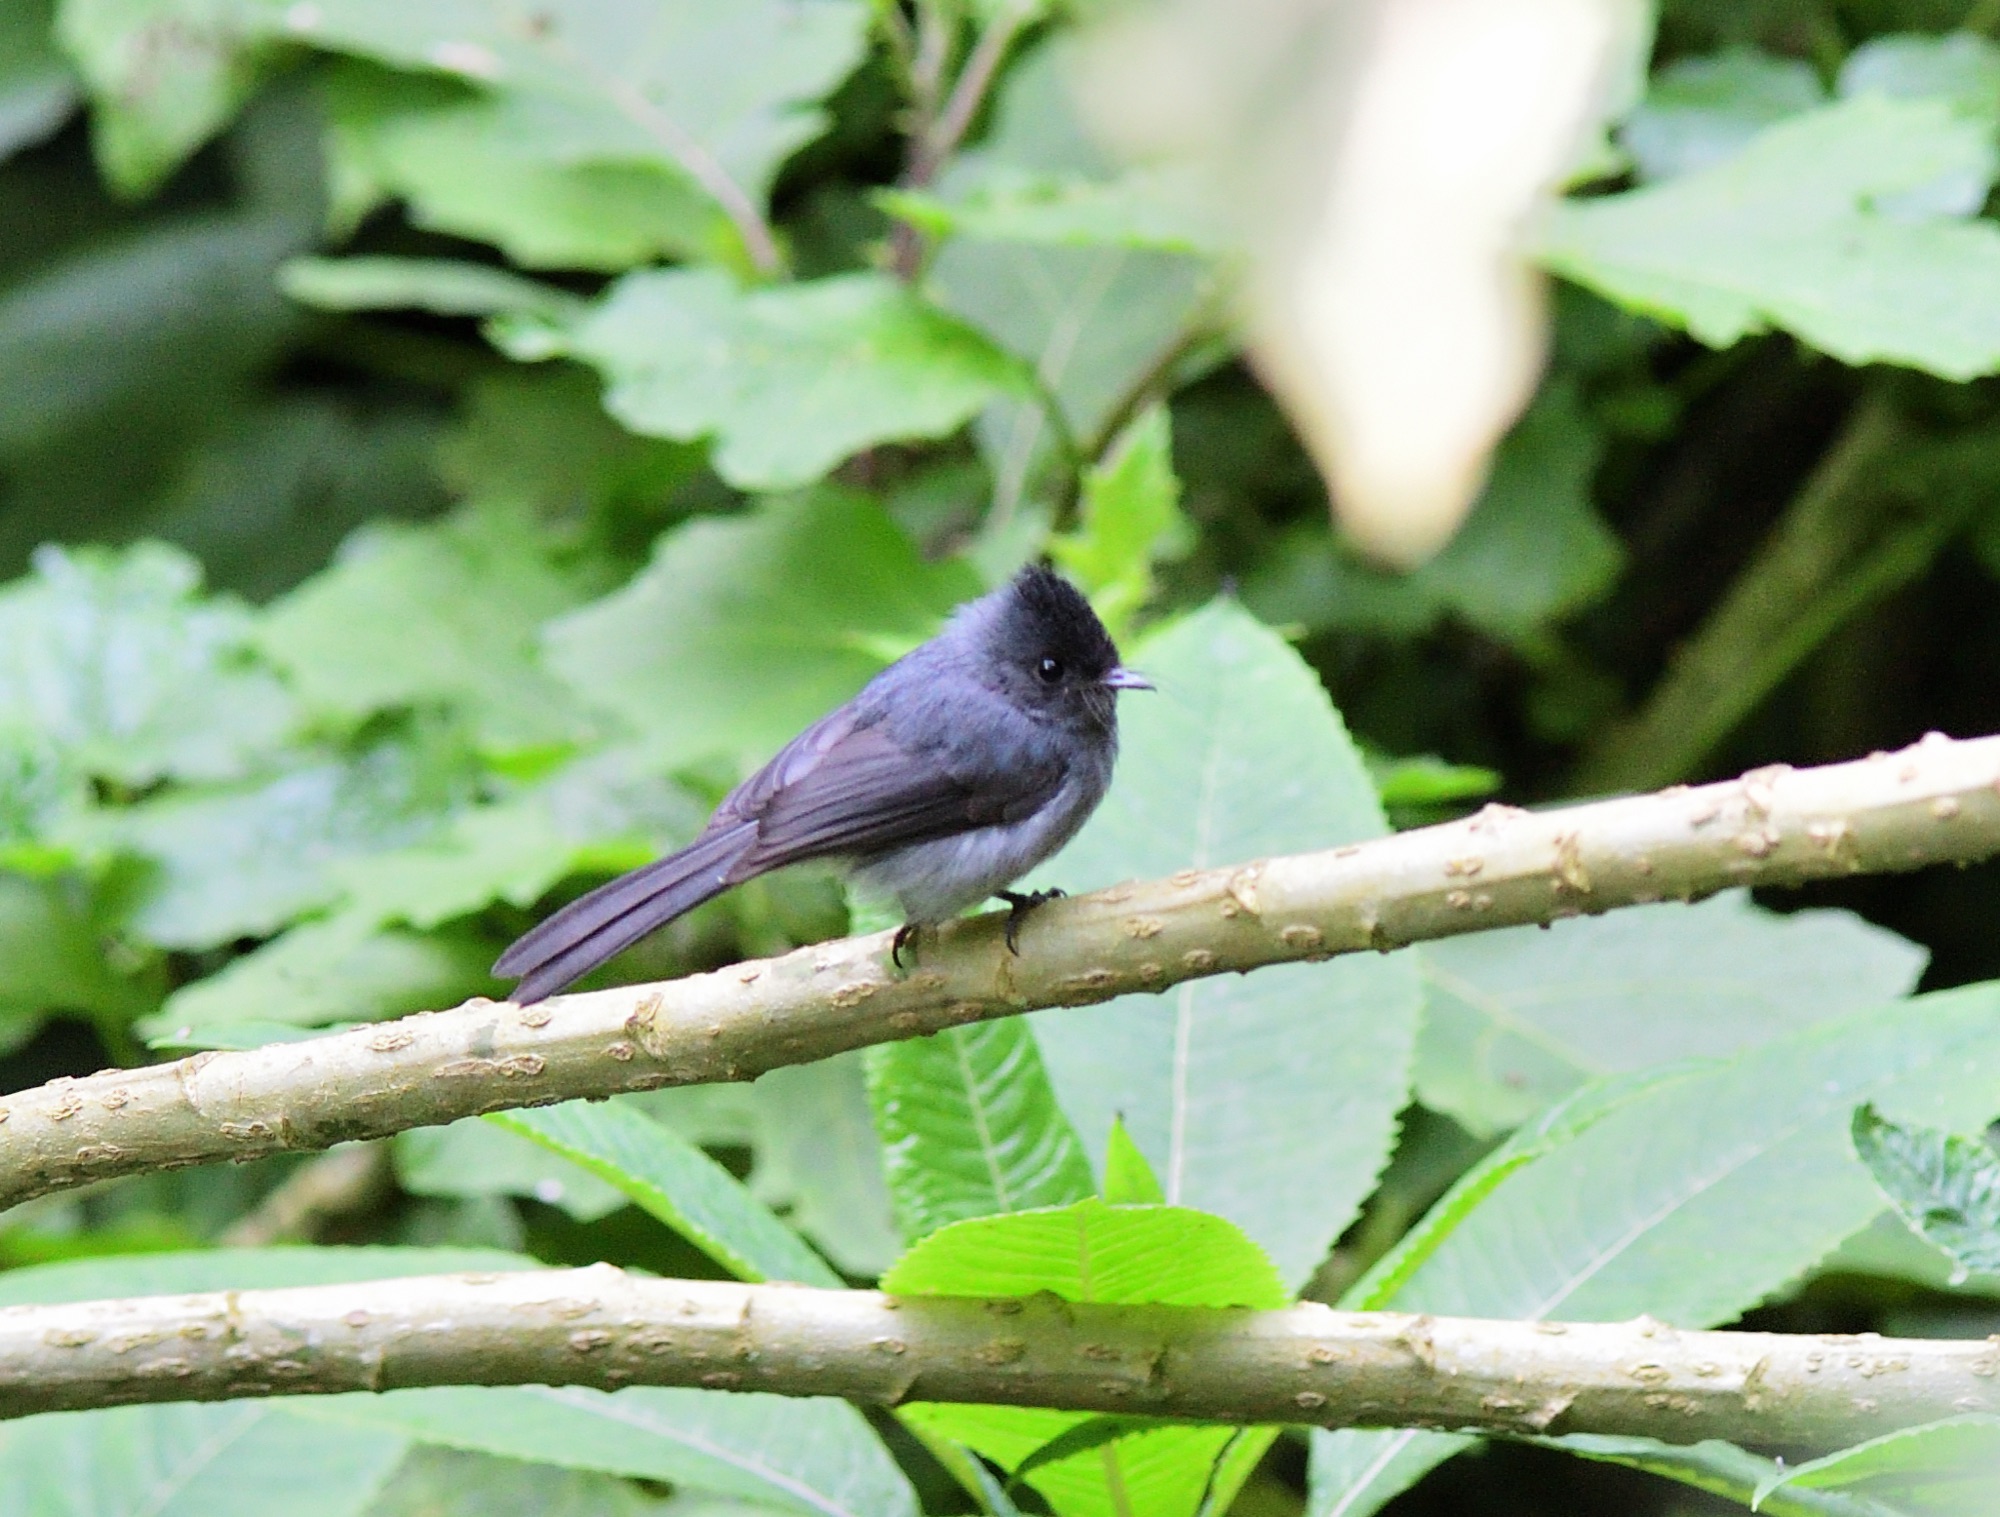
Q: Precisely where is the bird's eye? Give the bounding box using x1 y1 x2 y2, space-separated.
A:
1036 655 1064 685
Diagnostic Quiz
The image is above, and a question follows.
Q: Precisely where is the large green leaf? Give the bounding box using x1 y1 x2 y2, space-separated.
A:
0 1245 538 1304
1031 601 1422 1289
364 1446 671 1517
544 489 980 770
0 0 73 163
0 1402 409 1517
866 1019 1096 1244
1851 1104 2000 1279
396 1113 629 1224
1416 890 1926 1135
257 503 602 753
747 1054 903 1278
492 1100 843 1286
1310 984 2000 1515
0 543 296 786
1541 95 2000 379
886 1200 1284 1517
1755 1415 2000 1516
1619 46 1823 182
298 1387 917 1517
112 726 478 948
0 869 155 1032
499 270 1029 490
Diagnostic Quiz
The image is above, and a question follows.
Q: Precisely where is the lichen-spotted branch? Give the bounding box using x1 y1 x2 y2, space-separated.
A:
3 1265 1992 1445
3 732 1999 1211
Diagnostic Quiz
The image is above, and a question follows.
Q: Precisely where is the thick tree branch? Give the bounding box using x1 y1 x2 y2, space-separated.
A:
6 733 2000 1211
5 1266 1993 1444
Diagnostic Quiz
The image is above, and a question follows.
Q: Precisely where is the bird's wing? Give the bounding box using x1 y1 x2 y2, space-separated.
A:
723 712 1061 877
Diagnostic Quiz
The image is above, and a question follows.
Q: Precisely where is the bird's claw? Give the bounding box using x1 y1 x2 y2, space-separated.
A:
891 922 920 969
997 888 1065 954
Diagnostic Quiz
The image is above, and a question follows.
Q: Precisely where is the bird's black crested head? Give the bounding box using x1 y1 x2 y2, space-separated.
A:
971 564 1141 729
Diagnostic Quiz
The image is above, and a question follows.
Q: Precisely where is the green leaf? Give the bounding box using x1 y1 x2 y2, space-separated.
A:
297 1387 918 1517
0 543 296 786
1362 752 1501 811
396 1114 628 1224
1050 404 1191 642
1415 890 1926 1136
1542 1436 1850 1517
278 256 582 322
0 1402 409 1517
1310 984 2000 1515
747 1054 903 1278
883 1197 1286 1305
112 726 479 948
145 914 494 1038
1541 95 2000 380
0 868 155 1029
56 0 275 193
1100 1116 1164 1206
0 0 74 163
491 1101 842 1286
499 270 1029 490
1754 1415 2000 1515
1840 32 2000 126
545 489 980 770
886 1201 1283 1517
257 504 601 753
879 165 1220 254
1619 46 1824 181
866 1019 1096 1243
364 1446 670 1517
1851 1103 2000 1278
1031 601 1422 1289
0 1244 538 1305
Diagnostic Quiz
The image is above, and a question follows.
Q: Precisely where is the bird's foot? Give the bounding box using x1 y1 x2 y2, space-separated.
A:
891 922 922 970
997 888 1065 954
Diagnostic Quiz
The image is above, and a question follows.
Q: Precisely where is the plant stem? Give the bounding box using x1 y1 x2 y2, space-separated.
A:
1 1266 1991 1444
5 733 2000 1210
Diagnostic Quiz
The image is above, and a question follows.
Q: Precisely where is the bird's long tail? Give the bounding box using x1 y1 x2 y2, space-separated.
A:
493 824 756 1004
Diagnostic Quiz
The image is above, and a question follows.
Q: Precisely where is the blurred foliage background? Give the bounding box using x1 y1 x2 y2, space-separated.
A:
7 0 2000 1514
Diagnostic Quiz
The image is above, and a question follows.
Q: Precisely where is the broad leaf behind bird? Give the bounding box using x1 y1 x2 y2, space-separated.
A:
494 566 1152 1003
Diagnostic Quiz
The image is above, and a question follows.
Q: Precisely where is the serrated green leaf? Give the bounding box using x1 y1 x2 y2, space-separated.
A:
258 504 600 753
1542 95 2000 379
501 270 1029 489
278 256 580 321
1754 1415 2000 1515
1032 601 1421 1289
886 1201 1282 1517
1543 1436 1856 1517
296 1387 918 1517
1620 47 1823 182
0 543 296 786
866 1019 1096 1243
396 1115 628 1224
1311 984 2000 1516
545 489 980 770
1852 1104 2000 1278
1415 890 1926 1136
492 1101 842 1286
1100 1115 1163 1206
1050 405 1190 641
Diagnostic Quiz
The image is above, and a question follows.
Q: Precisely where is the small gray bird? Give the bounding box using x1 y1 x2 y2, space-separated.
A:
494 565 1151 1003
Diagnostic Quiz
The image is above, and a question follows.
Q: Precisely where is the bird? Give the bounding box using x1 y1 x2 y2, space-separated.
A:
493 564 1152 1004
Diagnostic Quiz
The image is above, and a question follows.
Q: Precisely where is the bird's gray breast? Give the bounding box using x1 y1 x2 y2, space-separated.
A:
850 747 1114 922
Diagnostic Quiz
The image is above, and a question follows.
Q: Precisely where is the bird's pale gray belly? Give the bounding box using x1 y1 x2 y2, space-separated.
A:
850 765 1110 922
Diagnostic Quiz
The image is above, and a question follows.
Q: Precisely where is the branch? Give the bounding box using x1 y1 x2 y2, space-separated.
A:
8 733 2000 1210
5 1267 1992 1444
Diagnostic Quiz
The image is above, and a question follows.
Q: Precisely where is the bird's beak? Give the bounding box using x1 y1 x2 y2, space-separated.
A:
1103 666 1155 691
